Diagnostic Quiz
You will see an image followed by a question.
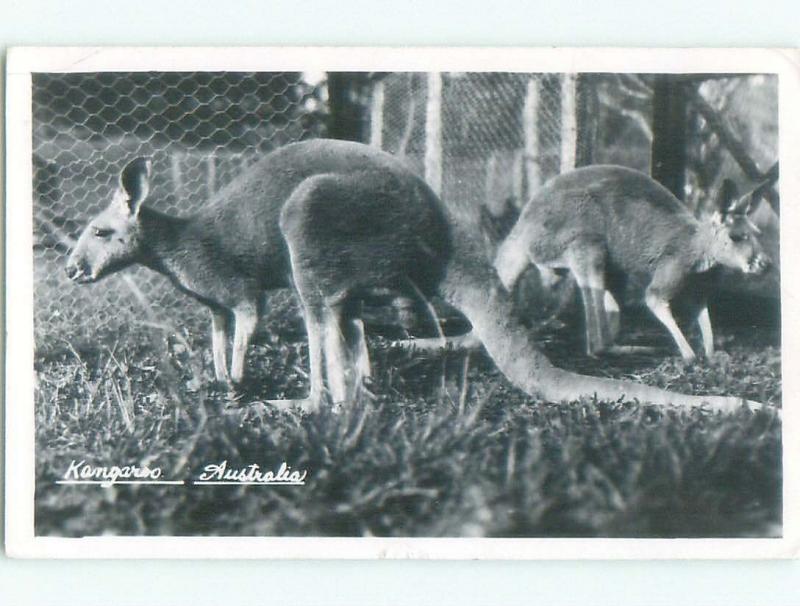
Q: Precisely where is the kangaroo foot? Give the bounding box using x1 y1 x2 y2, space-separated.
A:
604 345 661 356
585 344 611 358
390 332 481 353
223 387 246 406
390 336 443 351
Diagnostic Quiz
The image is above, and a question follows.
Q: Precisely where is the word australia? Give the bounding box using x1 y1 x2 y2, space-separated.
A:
197 460 308 484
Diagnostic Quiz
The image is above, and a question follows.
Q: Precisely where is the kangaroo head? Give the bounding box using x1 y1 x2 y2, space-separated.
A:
66 157 152 283
706 179 772 275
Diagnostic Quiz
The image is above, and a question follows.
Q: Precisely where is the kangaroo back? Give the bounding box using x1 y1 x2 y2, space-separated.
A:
67 140 427 291
192 139 435 289
508 166 699 279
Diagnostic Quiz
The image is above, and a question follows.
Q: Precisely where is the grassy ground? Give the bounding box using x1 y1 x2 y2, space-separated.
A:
33 302 782 538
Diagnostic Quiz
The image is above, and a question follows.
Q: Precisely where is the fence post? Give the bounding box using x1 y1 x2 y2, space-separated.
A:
560 73 578 173
327 72 369 142
576 74 597 167
370 79 385 148
651 76 687 200
523 77 541 196
424 72 443 196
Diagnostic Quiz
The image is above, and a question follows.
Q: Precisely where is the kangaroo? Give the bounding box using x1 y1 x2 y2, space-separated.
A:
494 165 773 362
67 141 768 413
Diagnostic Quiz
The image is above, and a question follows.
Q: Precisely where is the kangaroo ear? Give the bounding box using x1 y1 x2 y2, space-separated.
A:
119 157 152 216
715 179 740 216
739 172 778 216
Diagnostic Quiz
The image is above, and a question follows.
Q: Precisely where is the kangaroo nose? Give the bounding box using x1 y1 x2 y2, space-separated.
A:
65 264 79 280
65 261 85 281
753 255 772 274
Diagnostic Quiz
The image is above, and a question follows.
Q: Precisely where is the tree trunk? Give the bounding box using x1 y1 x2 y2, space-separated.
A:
424 72 443 196
560 74 578 173
327 72 368 142
651 76 688 200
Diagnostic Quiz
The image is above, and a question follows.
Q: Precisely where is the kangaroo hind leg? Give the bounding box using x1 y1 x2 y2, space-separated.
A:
566 243 613 356
263 299 328 414
210 309 231 384
230 301 259 384
280 294 367 412
279 173 376 412
695 305 714 358
323 299 370 407
347 305 371 382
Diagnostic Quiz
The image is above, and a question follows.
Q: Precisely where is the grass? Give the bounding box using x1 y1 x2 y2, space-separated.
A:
33 302 782 538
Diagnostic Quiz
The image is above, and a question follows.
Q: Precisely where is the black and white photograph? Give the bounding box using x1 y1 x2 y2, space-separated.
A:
5 47 798 559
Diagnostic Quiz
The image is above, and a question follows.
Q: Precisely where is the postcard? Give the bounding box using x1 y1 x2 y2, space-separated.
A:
5 47 799 558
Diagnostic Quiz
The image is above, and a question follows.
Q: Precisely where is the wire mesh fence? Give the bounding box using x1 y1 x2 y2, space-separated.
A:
368 72 599 323
32 72 325 347
372 73 578 228
31 71 777 348
33 70 591 347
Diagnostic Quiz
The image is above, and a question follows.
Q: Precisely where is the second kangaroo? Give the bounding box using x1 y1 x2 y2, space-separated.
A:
495 165 772 361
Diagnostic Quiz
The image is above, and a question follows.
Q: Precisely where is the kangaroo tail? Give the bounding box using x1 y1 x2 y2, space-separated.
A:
439 233 777 417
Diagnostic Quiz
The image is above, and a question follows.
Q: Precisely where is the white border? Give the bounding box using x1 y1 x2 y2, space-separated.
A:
5 47 800 559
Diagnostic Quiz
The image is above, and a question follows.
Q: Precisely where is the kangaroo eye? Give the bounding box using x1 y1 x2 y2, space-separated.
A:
93 227 113 239
730 233 749 243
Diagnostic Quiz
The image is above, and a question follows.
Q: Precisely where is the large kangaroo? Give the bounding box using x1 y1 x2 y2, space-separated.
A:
494 165 773 361
67 141 767 413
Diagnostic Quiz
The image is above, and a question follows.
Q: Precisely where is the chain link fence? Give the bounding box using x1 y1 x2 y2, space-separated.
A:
366 71 778 322
33 70 594 348
32 71 777 348
368 72 600 323
32 72 325 348
372 73 585 229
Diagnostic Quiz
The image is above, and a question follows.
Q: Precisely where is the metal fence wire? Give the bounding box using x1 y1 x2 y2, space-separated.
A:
32 72 325 347
33 71 588 347
373 73 575 226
